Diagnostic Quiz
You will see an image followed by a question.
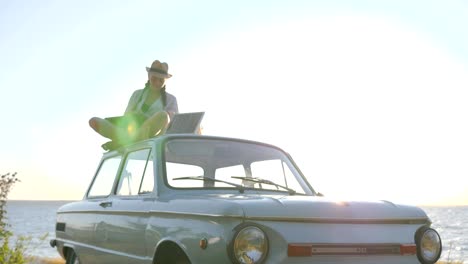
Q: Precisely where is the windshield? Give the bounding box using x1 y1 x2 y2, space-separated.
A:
164 138 312 195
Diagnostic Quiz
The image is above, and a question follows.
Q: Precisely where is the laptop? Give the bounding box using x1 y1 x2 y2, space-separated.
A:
166 112 205 134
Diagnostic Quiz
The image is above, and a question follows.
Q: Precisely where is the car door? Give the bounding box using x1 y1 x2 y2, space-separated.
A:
82 154 123 264
103 147 156 264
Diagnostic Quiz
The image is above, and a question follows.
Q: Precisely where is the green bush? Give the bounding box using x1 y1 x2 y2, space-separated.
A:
0 172 28 264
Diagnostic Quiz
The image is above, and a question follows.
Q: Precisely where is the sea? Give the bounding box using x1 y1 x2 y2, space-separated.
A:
4 200 468 263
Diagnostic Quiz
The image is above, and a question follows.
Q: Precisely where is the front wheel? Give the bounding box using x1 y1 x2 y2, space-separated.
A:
66 249 80 264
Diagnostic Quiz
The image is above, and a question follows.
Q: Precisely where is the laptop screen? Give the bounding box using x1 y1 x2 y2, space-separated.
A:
166 112 205 134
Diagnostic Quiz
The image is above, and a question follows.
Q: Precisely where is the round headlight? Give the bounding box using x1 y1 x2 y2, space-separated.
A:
232 226 268 264
415 227 442 264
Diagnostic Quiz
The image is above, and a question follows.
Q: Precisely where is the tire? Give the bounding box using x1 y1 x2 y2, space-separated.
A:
66 249 80 264
154 255 190 264
153 242 191 264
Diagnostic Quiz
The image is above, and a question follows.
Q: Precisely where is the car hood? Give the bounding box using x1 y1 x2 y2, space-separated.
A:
160 194 428 222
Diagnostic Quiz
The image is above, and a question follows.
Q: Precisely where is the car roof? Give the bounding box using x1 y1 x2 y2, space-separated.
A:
102 134 286 158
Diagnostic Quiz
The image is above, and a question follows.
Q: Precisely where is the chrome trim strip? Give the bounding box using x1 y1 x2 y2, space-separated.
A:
289 243 416 256
58 210 429 224
59 210 150 216
58 210 243 219
243 216 429 224
150 210 243 218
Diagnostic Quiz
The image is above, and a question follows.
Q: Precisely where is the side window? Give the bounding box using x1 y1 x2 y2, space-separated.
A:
251 159 286 187
251 159 305 194
281 162 306 194
116 149 154 196
88 156 122 197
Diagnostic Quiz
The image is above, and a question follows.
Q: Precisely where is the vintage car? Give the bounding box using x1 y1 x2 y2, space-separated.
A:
51 134 442 264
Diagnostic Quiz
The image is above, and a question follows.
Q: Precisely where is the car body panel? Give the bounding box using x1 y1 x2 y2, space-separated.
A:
53 135 438 264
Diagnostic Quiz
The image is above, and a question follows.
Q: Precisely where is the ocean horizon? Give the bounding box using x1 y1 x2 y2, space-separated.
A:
5 200 467 262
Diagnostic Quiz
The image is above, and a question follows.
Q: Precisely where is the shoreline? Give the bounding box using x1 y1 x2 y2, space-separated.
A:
26 257 64 264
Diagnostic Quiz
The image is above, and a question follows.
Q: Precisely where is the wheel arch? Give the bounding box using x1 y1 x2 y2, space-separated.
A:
61 243 76 259
152 239 191 264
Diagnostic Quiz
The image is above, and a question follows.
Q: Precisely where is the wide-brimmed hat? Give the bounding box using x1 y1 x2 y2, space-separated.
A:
146 60 172 78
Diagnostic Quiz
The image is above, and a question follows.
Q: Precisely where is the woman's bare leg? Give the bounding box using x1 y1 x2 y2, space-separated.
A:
136 111 170 140
89 117 127 141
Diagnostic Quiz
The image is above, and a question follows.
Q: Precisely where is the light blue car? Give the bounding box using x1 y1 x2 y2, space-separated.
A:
51 134 442 264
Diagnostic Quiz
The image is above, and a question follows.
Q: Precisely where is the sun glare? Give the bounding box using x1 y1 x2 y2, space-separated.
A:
7 13 468 205
172 15 468 205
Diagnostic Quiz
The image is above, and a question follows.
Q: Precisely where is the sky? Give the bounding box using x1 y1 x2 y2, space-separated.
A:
1 0 467 206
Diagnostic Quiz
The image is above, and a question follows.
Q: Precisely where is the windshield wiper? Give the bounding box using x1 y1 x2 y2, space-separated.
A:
173 176 245 193
231 176 296 195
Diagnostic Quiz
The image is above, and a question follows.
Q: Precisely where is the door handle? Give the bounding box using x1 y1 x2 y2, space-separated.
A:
99 201 112 208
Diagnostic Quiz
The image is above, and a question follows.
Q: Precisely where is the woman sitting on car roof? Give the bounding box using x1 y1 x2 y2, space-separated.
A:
89 59 178 149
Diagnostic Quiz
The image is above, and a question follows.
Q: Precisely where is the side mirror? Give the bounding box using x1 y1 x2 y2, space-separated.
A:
316 192 324 197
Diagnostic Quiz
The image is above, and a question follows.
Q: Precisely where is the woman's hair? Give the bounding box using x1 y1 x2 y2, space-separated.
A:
161 86 167 108
143 80 167 107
